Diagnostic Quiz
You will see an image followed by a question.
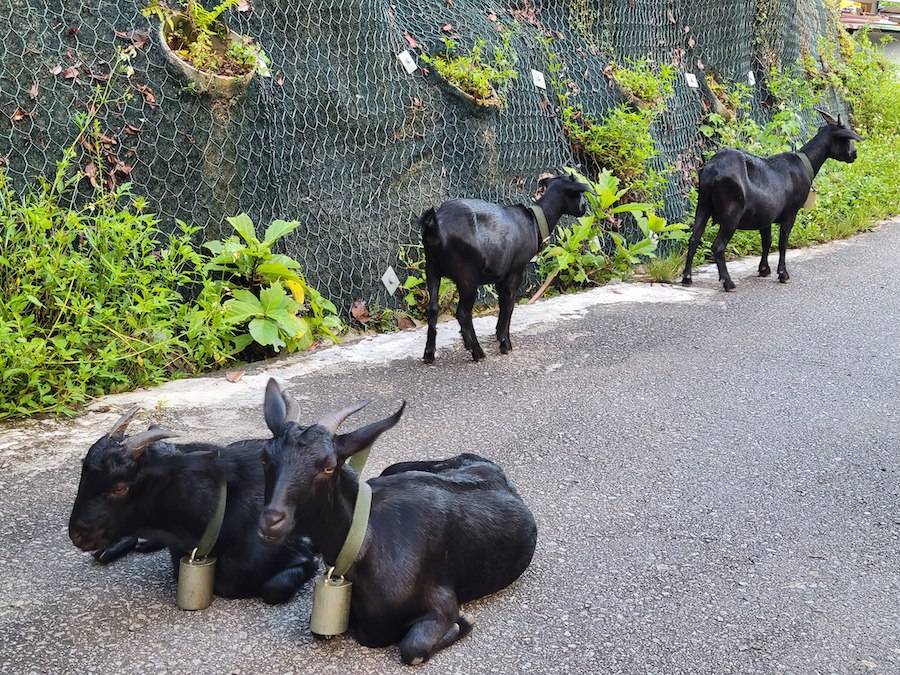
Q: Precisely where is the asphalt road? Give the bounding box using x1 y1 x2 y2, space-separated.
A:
1 221 898 675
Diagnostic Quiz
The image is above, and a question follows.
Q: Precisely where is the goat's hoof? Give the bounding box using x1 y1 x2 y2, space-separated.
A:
723 282 736 292
778 273 790 284
499 342 512 355
457 612 476 638
423 352 435 364
759 267 771 277
471 349 485 362
681 276 693 287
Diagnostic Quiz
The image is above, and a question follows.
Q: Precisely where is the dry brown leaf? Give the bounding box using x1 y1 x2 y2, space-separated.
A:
441 23 453 32
83 162 101 189
396 316 415 330
80 137 95 154
114 29 149 49
50 65 63 76
404 32 418 49
11 108 29 122
237 0 251 11
29 82 39 99
64 66 80 79
124 123 142 135
135 83 156 106
225 370 245 383
350 299 370 323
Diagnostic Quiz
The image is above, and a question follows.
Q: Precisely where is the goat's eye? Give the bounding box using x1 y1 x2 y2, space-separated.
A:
107 483 130 499
322 466 334 475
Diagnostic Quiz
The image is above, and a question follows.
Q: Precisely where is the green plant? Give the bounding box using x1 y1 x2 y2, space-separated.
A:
420 30 517 105
204 214 344 352
611 57 675 109
142 0 269 77
538 169 687 289
399 244 458 318
642 252 686 283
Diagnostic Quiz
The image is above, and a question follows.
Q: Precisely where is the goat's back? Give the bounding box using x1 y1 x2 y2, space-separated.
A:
367 453 537 602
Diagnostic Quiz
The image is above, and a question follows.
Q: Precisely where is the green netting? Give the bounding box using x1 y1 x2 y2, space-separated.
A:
0 0 843 312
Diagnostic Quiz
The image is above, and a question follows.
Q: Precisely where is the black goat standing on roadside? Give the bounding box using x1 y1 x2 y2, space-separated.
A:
68 406 317 604
257 379 537 665
682 110 863 291
419 171 592 362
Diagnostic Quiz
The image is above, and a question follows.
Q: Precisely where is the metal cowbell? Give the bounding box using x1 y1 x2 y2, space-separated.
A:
309 573 352 637
177 555 216 610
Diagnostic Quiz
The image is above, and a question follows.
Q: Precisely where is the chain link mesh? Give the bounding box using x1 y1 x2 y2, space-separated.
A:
0 0 840 312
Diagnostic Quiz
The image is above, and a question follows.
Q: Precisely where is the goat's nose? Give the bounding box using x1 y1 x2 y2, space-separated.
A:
262 508 286 529
69 526 95 550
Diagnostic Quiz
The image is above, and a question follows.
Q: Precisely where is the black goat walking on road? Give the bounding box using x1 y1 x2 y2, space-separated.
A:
682 111 863 291
68 407 317 604
257 379 537 665
419 171 592 362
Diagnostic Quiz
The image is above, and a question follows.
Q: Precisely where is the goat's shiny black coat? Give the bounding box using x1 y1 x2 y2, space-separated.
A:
420 171 591 362
257 380 537 664
682 119 863 291
69 434 316 604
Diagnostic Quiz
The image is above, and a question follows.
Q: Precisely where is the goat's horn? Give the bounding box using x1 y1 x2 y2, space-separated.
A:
282 389 301 423
317 401 370 433
815 108 838 125
108 406 142 437
122 428 180 459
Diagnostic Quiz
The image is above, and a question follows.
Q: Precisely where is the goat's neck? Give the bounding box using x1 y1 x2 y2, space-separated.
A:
798 134 831 178
534 192 567 230
300 469 359 566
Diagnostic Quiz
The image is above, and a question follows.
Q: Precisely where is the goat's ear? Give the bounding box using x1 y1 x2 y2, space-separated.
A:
333 401 406 462
816 108 838 125
141 450 219 478
264 378 287 435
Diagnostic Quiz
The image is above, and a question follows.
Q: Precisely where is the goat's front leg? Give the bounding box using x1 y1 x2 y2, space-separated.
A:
423 265 441 364
759 224 772 277
681 197 711 286
494 272 522 354
91 536 139 564
712 227 736 291
260 557 317 605
776 214 798 283
455 286 484 361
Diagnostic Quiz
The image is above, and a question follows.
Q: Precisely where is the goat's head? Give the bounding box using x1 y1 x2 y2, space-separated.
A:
68 409 210 552
537 170 593 217
258 378 405 544
816 109 863 164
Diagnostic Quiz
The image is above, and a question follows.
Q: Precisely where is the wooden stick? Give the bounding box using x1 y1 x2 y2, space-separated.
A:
528 271 558 304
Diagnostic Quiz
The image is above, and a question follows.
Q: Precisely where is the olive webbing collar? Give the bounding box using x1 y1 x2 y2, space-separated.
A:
328 447 373 578
796 152 815 182
192 478 227 561
529 204 551 250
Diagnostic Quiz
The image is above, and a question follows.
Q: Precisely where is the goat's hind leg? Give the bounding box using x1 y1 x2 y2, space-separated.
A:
399 595 470 665
712 226 737 291
423 261 441 364
456 285 485 361
494 273 522 355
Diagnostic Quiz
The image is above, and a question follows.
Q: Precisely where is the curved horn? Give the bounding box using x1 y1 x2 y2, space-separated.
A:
282 388 301 423
317 401 370 433
815 108 838 125
108 406 142 437
122 428 180 459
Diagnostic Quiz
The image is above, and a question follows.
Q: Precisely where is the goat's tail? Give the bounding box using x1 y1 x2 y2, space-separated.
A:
418 207 442 251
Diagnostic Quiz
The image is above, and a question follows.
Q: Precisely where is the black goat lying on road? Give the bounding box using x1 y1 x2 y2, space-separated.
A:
257 379 537 665
419 170 592 362
68 406 317 604
682 110 863 291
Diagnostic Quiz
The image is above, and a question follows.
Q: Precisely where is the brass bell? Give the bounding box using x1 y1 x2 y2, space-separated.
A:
309 569 352 637
177 550 216 610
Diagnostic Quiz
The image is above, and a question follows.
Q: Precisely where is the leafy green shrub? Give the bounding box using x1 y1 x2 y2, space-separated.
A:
420 31 517 105
611 57 675 109
204 214 344 353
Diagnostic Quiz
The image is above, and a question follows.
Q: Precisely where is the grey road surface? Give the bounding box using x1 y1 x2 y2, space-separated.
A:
1 221 898 675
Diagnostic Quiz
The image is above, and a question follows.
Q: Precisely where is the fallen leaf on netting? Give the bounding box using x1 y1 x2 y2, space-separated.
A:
84 162 101 189
684 25 691 33
350 299 370 323
64 66 80 79
225 370 245 383
135 84 156 106
11 108 30 122
696 58 705 70
441 23 453 33
486 11 497 21
445 0 454 7
114 30 149 49
238 0 251 10
50 65 63 75
396 316 415 330
80 137 95 154
124 123 142 135
29 82 39 99
667 9 676 23
88 102 96 115
107 173 117 190
113 162 132 176
688 37 695 48
404 33 418 49
98 133 117 146
276 71 284 86
90 72 111 82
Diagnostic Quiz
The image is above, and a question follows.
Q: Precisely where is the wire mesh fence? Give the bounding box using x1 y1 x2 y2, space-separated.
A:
0 0 841 313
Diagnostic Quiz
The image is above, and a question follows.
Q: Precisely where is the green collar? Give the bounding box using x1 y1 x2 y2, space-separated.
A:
192 478 226 561
330 481 371 577
796 152 815 182
529 204 551 249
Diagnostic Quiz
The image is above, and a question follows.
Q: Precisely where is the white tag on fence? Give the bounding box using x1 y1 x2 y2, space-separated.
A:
381 266 400 295
685 73 699 88
748 70 756 86
397 51 418 75
530 69 546 89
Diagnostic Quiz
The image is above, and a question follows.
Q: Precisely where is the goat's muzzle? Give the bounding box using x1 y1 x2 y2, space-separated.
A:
258 506 293 545
69 525 101 552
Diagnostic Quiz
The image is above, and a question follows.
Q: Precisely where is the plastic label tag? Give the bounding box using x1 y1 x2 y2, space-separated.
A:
381 266 400 295
748 70 756 86
530 69 546 89
398 51 418 74
685 73 699 88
